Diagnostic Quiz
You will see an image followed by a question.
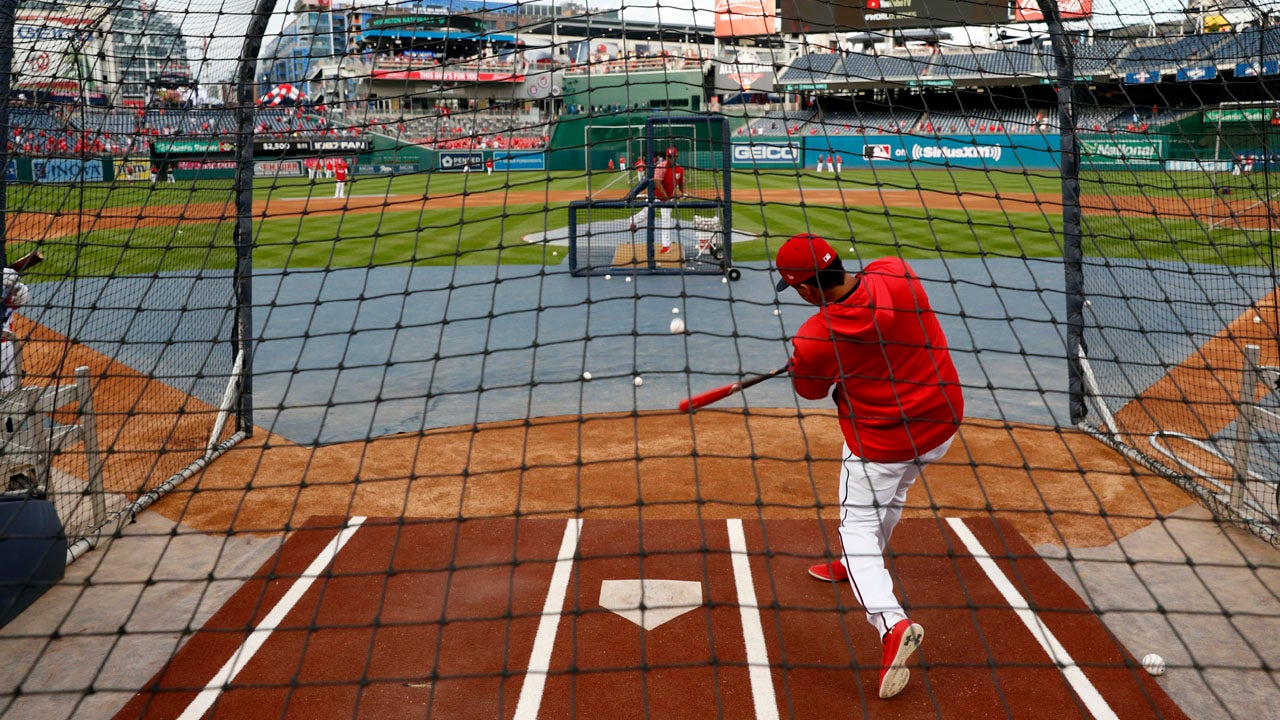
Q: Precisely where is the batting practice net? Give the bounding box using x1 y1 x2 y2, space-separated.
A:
0 1 1277 719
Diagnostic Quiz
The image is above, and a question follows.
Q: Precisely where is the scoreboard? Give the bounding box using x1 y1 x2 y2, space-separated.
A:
780 0 1010 32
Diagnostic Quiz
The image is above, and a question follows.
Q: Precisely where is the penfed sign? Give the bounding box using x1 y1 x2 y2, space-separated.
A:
731 142 800 167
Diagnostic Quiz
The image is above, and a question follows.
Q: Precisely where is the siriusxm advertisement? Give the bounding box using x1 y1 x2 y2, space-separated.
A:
788 134 1061 171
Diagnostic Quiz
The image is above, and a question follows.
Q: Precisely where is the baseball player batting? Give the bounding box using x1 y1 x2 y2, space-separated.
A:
773 233 964 699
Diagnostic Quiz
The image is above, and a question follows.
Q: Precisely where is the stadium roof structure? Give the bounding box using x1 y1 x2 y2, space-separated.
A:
777 27 1280 90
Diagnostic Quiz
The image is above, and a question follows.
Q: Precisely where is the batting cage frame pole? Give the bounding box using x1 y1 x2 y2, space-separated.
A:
0 0 16 268
1037 0 1086 426
230 0 279 438
64 0 278 565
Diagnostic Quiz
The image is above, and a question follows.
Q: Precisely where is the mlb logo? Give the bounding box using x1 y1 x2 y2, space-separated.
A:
864 144 892 161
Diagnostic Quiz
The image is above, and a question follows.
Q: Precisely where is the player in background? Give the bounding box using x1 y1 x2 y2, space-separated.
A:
485 157 494 175
773 233 964 700
652 149 678 253
634 155 646 183
333 158 348 199
669 148 686 199
1 267 31 392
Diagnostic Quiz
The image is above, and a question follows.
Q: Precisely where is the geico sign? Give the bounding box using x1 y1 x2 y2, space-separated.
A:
732 144 798 162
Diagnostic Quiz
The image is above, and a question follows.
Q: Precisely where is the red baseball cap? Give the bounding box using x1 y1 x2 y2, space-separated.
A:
774 234 840 291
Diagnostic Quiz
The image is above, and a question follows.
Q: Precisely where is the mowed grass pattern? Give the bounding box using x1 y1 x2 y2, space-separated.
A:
10 167 1270 277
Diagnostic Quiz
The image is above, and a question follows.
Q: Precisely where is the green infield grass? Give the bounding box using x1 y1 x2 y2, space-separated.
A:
12 166 1275 277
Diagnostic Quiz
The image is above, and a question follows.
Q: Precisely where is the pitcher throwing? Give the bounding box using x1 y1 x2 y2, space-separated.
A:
773 233 964 699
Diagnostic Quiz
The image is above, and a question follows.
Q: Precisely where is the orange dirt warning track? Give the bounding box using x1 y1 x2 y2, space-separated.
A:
116 518 1186 720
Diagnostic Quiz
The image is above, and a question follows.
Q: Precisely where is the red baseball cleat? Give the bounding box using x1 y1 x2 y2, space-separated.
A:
878 619 924 699
807 560 848 582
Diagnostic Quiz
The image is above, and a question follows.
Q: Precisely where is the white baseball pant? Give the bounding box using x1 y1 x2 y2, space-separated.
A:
838 435 955 636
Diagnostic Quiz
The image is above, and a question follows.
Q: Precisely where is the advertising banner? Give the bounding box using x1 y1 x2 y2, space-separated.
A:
153 138 235 155
114 158 152 181
714 0 775 38
372 69 524 83
1014 0 1091 22
254 160 304 177
493 152 546 171
1176 65 1217 82
1079 136 1165 168
33 158 103 183
356 163 420 175
5 159 18 183
715 49 776 94
439 152 484 171
1123 70 1159 85
177 160 236 171
1235 60 1280 77
801 134 1061 171
730 141 800 167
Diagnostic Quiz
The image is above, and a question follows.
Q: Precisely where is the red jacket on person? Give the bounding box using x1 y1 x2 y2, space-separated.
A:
788 257 963 462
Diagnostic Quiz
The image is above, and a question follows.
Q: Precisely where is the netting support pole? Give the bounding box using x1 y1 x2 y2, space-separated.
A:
230 0 280 437
207 349 244 457
64 431 248 565
0 0 16 267
1038 0 1086 424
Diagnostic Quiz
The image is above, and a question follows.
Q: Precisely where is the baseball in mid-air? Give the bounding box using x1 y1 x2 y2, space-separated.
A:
669 317 686 334
1141 653 1166 676
633 376 644 386
582 371 592 381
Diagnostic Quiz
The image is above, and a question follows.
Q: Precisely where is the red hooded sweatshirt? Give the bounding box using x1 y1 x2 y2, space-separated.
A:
789 257 963 462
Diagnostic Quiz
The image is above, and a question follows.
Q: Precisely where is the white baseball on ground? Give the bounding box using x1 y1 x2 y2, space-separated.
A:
669 317 685 334
605 274 612 280
1254 316 1263 324
625 276 632 283
582 371 592 381
633 376 643 386
672 307 680 314
773 309 780 316
1141 653 1165 676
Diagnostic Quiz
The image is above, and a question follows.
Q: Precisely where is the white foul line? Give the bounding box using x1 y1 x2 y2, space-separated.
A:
946 518 1120 720
178 516 367 720
514 518 582 720
727 519 780 720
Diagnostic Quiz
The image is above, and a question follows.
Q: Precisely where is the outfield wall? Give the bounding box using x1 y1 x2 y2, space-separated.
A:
4 131 1201 181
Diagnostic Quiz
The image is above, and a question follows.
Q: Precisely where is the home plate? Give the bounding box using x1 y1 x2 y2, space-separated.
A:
598 579 703 630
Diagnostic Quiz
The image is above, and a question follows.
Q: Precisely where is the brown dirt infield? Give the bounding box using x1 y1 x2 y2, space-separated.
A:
8 184 1196 551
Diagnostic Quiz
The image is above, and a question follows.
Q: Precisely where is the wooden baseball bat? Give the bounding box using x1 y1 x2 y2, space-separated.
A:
7 249 44 272
678 366 790 412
